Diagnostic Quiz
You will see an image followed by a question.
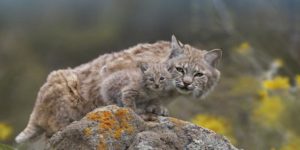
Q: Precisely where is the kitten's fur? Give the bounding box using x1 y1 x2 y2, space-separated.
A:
15 35 222 143
101 63 172 116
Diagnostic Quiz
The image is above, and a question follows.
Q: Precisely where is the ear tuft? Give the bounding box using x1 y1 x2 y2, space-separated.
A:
169 35 184 59
204 49 222 67
171 35 182 49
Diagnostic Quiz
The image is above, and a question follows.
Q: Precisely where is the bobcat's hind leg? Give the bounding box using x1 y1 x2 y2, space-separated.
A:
43 69 85 131
16 69 84 143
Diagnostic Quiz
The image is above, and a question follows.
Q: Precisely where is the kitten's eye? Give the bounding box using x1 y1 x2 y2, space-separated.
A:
160 77 165 80
176 67 184 73
149 78 154 82
194 72 204 77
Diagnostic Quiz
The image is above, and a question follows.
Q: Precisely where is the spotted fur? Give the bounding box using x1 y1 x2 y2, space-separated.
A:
15 36 221 143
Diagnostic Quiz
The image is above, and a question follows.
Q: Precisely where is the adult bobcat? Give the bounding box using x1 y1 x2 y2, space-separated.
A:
15 35 222 143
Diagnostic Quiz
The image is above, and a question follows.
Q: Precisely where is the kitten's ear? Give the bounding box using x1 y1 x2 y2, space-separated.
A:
204 49 222 68
169 35 184 59
138 63 148 72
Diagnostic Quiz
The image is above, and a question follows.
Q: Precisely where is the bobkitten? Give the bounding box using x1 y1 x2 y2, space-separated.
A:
101 63 172 117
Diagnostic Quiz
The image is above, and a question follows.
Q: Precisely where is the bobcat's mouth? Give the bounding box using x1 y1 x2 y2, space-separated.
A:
173 80 193 94
176 85 193 94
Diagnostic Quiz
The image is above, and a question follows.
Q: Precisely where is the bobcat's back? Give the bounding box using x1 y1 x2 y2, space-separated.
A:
73 41 172 111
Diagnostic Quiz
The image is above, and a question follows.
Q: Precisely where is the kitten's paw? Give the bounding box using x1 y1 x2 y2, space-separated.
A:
146 105 169 116
158 106 169 116
140 113 158 121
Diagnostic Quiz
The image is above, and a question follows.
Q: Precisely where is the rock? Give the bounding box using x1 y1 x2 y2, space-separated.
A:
46 105 239 150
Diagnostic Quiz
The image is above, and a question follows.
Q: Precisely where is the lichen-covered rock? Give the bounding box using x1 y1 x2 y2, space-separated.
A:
46 105 145 150
46 105 239 150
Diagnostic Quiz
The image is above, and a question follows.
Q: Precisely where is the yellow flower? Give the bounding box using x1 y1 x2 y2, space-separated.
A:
239 42 250 50
191 114 236 144
296 75 300 87
257 89 269 99
235 42 251 55
252 96 284 127
0 123 13 141
262 76 290 90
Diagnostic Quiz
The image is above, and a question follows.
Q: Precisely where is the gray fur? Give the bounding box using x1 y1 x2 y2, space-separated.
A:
100 63 173 116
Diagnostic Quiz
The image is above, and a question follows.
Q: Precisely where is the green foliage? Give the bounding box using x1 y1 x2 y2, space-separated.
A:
0 143 14 150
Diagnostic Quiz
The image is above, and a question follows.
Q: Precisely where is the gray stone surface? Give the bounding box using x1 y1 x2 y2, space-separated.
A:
46 105 239 150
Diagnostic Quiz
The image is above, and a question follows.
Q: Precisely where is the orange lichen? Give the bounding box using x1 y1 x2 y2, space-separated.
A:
87 108 136 149
115 108 129 118
87 111 113 122
83 127 92 137
97 136 107 150
87 111 117 132
114 128 123 139
113 108 134 139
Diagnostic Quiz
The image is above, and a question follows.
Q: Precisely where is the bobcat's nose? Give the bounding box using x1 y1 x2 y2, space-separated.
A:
154 84 159 88
183 76 193 86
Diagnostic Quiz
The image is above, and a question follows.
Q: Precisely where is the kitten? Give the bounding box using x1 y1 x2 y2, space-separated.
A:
101 63 172 117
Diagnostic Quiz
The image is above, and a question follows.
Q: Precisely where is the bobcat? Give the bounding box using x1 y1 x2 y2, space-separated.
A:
15 35 222 143
101 63 172 117
167 36 222 98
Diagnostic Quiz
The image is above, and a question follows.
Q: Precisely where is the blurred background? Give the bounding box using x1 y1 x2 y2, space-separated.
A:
0 0 300 149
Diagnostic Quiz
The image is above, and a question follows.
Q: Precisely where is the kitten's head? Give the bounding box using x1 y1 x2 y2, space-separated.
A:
168 35 222 98
139 63 172 92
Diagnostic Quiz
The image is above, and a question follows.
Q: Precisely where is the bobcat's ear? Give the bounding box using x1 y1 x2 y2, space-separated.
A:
138 63 148 72
204 49 222 68
169 35 184 59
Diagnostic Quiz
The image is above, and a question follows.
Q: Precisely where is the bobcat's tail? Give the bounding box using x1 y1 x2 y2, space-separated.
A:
15 119 42 143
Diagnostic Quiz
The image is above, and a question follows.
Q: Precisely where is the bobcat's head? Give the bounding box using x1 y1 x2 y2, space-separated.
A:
168 35 222 98
140 63 173 92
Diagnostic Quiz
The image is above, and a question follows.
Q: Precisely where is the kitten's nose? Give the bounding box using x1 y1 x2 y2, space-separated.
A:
155 84 159 88
183 76 193 86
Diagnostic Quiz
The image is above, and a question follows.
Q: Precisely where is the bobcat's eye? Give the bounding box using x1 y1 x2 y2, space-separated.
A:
160 77 165 80
194 72 204 77
149 78 155 82
176 67 184 73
